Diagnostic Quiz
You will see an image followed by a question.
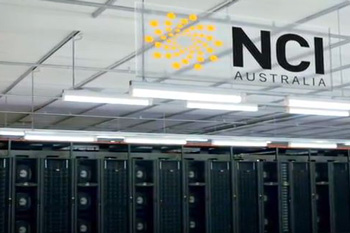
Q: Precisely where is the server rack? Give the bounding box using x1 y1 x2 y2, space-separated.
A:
289 161 312 233
310 156 334 233
277 152 312 233
41 155 72 233
233 159 260 233
262 160 279 233
183 152 230 233
3 141 350 233
157 159 182 233
207 160 231 233
0 154 10 233
132 157 156 233
73 153 101 233
11 154 40 233
332 161 350 233
101 153 130 233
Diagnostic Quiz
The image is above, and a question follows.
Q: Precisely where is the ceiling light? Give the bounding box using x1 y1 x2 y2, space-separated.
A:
125 137 186 145
187 101 258 112
186 138 209 143
63 90 152 106
212 140 268 147
130 81 242 103
289 142 337 149
287 107 349 117
25 133 95 142
286 98 350 110
0 129 25 136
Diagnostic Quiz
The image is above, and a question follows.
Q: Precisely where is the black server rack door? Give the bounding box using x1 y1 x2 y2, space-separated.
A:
314 162 331 233
333 163 350 233
186 160 206 233
291 162 312 233
209 161 231 233
262 162 279 233
76 159 99 233
43 159 71 233
103 160 129 233
14 158 39 233
237 162 259 233
158 160 182 233
133 160 155 233
0 159 9 233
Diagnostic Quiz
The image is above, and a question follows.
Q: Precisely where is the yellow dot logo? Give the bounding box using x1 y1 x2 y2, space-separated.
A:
194 64 203 70
210 55 218 62
153 52 162 59
155 42 162 48
172 62 181 69
155 29 163 35
167 12 176 19
197 56 205 63
165 20 172 26
207 25 216 31
189 14 198 21
215 40 223 47
182 59 189 65
145 11 223 71
150 20 159 27
145 35 154 43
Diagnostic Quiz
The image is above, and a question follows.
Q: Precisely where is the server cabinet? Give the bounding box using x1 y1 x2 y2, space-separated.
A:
311 162 331 233
12 157 40 233
208 161 231 233
290 162 312 233
132 159 156 233
234 161 259 233
75 158 100 233
184 160 207 233
331 162 350 233
41 158 72 233
0 158 10 233
262 161 279 233
102 159 129 233
158 160 182 233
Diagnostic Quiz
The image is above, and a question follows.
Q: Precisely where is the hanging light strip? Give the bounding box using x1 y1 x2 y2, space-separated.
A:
212 140 268 147
288 142 337 149
187 101 258 112
287 107 349 117
130 81 243 103
25 132 95 142
286 98 350 110
124 137 186 145
0 129 25 136
63 90 152 106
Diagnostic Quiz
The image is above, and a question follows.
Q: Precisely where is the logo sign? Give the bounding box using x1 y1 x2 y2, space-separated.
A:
136 3 332 90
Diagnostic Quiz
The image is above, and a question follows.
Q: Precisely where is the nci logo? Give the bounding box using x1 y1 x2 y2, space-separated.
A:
231 26 326 87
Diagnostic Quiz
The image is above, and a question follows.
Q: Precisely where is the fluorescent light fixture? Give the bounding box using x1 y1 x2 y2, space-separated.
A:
96 135 125 140
125 137 186 145
25 133 95 142
186 138 209 143
287 98 350 110
212 140 268 147
187 101 258 112
63 90 152 106
0 129 25 136
130 81 242 103
288 107 349 117
289 142 337 149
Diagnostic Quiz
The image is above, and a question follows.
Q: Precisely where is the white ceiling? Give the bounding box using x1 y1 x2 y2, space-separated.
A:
1 0 350 139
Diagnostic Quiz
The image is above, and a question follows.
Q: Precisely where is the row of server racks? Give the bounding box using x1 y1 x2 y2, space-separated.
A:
0 144 350 233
